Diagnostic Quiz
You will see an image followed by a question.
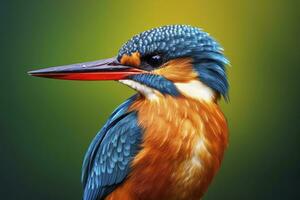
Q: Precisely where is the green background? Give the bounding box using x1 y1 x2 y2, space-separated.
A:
2 0 300 199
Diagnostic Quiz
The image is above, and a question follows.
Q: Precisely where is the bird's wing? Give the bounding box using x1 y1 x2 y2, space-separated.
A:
81 94 142 200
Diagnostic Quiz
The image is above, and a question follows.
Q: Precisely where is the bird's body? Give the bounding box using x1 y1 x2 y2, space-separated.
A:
106 94 228 200
29 25 229 200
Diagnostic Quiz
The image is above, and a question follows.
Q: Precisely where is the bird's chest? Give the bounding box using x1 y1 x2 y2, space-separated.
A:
126 97 228 200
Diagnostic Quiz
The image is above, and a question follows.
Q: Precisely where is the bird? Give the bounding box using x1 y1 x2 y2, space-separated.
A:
28 25 229 200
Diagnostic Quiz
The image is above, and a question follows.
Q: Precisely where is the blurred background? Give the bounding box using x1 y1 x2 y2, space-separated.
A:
1 0 299 199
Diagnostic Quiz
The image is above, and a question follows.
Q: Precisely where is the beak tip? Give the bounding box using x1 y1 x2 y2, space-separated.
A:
27 70 33 76
27 70 38 76
28 68 52 77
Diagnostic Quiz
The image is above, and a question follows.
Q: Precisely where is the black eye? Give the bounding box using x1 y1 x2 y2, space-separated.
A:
146 55 163 68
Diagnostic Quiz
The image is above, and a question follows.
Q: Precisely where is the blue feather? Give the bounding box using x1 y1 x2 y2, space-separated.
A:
193 51 229 100
81 95 143 200
128 74 180 96
81 95 137 184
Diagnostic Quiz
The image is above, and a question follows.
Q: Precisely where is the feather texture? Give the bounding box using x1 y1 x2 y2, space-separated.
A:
105 95 228 200
82 95 143 200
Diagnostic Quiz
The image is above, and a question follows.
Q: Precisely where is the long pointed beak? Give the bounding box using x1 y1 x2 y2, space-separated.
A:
28 57 144 81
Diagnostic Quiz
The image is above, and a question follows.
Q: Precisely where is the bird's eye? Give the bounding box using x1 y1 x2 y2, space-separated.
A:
146 55 163 68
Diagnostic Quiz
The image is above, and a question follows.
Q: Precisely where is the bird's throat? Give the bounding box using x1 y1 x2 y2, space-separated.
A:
119 78 217 102
119 79 162 101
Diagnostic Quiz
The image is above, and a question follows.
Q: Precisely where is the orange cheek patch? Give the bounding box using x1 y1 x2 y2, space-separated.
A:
154 58 198 82
120 52 141 67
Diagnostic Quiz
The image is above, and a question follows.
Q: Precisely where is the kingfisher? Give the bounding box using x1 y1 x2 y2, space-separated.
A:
29 25 229 200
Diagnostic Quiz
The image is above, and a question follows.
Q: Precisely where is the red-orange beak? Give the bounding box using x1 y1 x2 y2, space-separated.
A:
28 57 144 81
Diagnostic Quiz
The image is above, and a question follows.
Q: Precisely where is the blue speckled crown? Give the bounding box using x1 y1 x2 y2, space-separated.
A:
117 25 223 61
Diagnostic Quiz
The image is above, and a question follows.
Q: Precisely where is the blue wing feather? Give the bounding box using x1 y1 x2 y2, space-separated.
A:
81 95 142 200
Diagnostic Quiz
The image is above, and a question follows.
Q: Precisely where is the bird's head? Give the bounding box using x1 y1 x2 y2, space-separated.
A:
29 25 229 102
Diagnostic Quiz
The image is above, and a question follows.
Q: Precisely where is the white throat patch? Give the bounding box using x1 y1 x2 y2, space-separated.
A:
175 80 215 101
119 79 160 101
119 79 215 102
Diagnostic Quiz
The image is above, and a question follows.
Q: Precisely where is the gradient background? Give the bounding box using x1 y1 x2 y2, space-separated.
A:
2 0 300 199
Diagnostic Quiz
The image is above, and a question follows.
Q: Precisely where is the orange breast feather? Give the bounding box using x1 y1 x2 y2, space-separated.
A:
106 96 228 200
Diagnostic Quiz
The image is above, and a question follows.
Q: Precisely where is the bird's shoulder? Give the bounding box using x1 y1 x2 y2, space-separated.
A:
82 94 143 200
